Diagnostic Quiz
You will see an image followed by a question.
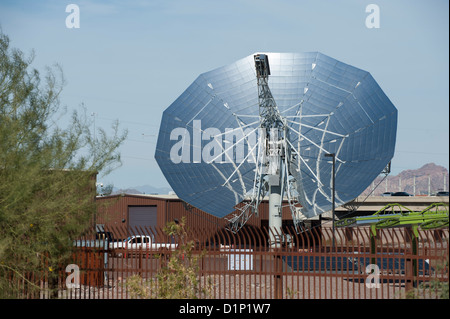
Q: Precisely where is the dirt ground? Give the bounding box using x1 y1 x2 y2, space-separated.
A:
51 272 439 299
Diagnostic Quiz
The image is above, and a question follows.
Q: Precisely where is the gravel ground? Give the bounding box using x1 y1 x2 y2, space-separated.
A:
50 272 427 299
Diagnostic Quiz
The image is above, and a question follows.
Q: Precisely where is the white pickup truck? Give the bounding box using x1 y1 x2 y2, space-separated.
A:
112 235 177 257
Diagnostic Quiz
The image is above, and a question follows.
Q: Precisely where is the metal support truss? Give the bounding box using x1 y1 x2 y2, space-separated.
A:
336 202 449 236
226 54 306 235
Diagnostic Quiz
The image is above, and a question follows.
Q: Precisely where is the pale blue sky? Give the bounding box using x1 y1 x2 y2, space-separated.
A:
0 0 448 189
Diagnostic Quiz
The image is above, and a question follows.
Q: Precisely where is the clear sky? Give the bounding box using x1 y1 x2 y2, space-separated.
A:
0 0 448 190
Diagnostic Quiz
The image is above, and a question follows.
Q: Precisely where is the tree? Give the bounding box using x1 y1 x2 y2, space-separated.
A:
0 30 127 298
127 217 212 299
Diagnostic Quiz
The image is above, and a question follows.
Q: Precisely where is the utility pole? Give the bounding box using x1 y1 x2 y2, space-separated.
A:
325 153 336 250
91 112 97 159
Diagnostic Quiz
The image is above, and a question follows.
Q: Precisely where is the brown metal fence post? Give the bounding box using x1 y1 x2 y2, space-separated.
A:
277 227 286 299
370 224 377 266
274 247 283 299
404 226 418 293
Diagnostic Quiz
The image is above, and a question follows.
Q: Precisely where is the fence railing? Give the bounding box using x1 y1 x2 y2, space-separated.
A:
4 226 449 299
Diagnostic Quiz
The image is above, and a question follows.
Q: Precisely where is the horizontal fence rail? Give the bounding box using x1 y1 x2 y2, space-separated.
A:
3 226 448 299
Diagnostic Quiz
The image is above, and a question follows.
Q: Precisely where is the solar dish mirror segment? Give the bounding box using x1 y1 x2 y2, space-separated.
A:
155 52 397 227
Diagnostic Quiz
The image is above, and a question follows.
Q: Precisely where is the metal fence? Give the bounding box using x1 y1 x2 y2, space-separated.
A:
6 226 449 299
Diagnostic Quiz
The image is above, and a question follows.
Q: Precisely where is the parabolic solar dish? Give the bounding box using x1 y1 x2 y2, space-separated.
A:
155 52 397 221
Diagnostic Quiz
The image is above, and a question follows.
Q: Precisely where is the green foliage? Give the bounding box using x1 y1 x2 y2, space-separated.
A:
127 217 212 299
404 257 449 299
0 30 127 298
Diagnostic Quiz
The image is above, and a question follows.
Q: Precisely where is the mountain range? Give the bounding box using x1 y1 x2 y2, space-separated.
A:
361 162 449 196
112 162 449 197
112 184 173 196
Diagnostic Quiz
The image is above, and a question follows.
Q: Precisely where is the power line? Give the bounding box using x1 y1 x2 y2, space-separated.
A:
121 155 155 161
97 115 160 128
396 150 448 156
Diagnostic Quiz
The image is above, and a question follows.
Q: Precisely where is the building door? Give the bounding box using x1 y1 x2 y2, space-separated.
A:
128 206 157 235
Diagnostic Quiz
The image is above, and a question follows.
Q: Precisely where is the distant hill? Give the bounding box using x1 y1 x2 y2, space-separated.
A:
112 184 173 195
362 163 449 196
